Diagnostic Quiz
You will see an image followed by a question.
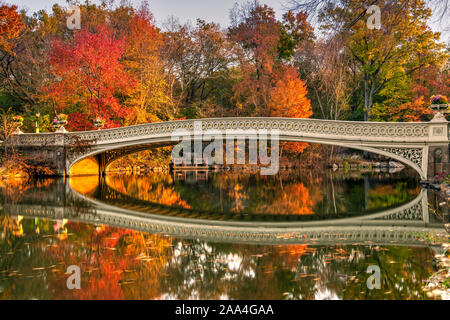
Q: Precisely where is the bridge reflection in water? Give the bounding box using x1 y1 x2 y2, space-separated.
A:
5 177 445 247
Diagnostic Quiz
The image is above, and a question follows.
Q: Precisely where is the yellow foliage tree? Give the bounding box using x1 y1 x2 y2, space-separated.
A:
124 4 171 124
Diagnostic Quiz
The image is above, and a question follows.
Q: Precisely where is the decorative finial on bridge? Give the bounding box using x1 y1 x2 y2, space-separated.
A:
12 115 24 134
429 95 448 122
53 113 69 132
94 117 105 130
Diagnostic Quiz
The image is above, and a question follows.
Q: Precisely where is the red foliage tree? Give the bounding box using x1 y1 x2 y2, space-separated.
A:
44 25 136 130
412 65 450 99
229 5 281 115
228 4 313 116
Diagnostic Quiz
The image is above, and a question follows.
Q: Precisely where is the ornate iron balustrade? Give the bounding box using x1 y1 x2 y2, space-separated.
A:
12 118 439 146
10 117 450 180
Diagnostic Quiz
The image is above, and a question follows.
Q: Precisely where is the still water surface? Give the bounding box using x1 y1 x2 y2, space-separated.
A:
0 169 446 299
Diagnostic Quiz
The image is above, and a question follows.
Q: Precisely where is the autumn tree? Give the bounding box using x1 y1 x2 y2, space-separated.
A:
228 1 314 116
383 96 432 122
0 2 145 128
0 4 47 113
229 3 280 116
162 18 233 118
269 66 312 153
44 25 136 130
296 38 354 120
411 49 450 99
0 4 24 54
123 3 171 124
288 0 450 31
318 0 447 120
269 67 312 118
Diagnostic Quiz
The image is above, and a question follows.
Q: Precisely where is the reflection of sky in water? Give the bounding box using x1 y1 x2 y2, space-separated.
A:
314 285 340 300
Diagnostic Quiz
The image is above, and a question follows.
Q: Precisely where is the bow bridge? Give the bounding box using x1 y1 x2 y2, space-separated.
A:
11 117 450 180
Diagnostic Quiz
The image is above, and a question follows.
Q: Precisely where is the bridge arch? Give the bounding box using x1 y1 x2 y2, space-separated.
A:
67 132 427 179
12 117 449 179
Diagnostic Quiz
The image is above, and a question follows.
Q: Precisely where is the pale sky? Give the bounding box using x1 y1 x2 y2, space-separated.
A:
6 0 286 28
5 0 449 42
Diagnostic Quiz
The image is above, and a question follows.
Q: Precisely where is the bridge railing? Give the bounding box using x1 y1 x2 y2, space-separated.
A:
10 117 449 146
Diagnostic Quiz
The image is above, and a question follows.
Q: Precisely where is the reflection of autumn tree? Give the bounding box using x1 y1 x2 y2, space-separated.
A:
0 216 437 300
160 240 310 299
0 178 45 202
0 178 172 300
0 175 436 300
258 183 314 215
229 184 248 213
100 171 420 217
43 224 172 300
202 173 318 215
69 175 99 197
0 214 65 299
368 183 420 210
105 174 190 208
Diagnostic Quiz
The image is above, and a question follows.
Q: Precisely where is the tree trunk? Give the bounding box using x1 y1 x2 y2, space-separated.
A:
364 75 369 121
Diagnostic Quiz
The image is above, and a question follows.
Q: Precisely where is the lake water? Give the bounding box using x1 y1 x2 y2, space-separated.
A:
0 169 447 299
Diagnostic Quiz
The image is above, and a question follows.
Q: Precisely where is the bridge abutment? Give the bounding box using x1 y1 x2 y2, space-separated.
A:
10 132 67 176
427 144 450 179
95 153 107 177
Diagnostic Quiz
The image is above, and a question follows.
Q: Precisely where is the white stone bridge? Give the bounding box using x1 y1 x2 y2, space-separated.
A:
11 117 450 180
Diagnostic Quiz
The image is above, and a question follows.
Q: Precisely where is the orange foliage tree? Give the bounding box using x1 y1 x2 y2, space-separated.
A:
269 67 313 153
387 96 432 122
43 25 136 130
269 67 312 118
0 4 24 54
